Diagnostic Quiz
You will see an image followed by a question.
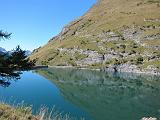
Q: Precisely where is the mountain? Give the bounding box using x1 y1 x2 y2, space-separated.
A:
0 47 31 57
30 0 160 74
25 50 32 56
0 47 7 54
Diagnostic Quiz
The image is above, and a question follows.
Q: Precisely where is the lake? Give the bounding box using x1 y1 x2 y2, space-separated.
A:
0 68 160 120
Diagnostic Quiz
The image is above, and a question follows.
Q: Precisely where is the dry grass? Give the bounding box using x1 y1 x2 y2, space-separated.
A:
0 102 77 120
0 103 38 120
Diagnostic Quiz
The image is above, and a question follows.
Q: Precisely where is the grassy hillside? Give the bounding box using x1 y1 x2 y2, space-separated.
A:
30 0 160 72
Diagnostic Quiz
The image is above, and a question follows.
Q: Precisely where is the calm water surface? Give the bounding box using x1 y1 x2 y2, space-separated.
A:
0 68 160 120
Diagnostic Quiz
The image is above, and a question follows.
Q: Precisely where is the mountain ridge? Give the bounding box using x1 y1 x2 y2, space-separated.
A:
0 47 31 56
30 0 160 74
0 47 7 54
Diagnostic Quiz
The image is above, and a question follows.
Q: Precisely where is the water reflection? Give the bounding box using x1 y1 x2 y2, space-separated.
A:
0 68 22 87
36 68 160 120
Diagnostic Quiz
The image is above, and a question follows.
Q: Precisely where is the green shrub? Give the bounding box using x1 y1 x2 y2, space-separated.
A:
48 57 54 61
120 44 126 49
135 56 144 65
81 40 88 45
68 60 77 66
41 60 48 65
128 50 136 55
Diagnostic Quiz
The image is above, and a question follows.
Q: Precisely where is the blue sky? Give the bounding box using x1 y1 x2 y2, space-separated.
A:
0 0 97 51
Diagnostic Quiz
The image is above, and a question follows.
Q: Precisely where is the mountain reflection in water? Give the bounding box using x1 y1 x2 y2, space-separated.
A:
36 68 160 120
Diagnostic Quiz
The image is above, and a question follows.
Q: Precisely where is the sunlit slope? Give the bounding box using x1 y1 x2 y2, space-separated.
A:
30 0 160 70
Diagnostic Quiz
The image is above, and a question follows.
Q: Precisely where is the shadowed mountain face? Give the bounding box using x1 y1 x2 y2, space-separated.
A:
30 0 160 71
36 68 160 120
0 47 6 54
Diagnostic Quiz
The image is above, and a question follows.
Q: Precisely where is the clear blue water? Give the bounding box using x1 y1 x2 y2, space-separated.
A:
0 68 160 120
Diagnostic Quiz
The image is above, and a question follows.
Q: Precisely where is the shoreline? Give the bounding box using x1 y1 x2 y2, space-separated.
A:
47 65 160 76
32 65 48 70
48 65 101 71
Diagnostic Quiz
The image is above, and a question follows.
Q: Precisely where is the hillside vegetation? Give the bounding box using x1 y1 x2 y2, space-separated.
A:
30 0 160 74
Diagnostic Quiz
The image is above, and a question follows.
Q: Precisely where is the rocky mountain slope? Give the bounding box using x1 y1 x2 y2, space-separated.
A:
30 0 160 74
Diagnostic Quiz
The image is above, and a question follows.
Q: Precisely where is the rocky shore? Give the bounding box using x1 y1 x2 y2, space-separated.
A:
49 64 160 76
102 64 160 75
